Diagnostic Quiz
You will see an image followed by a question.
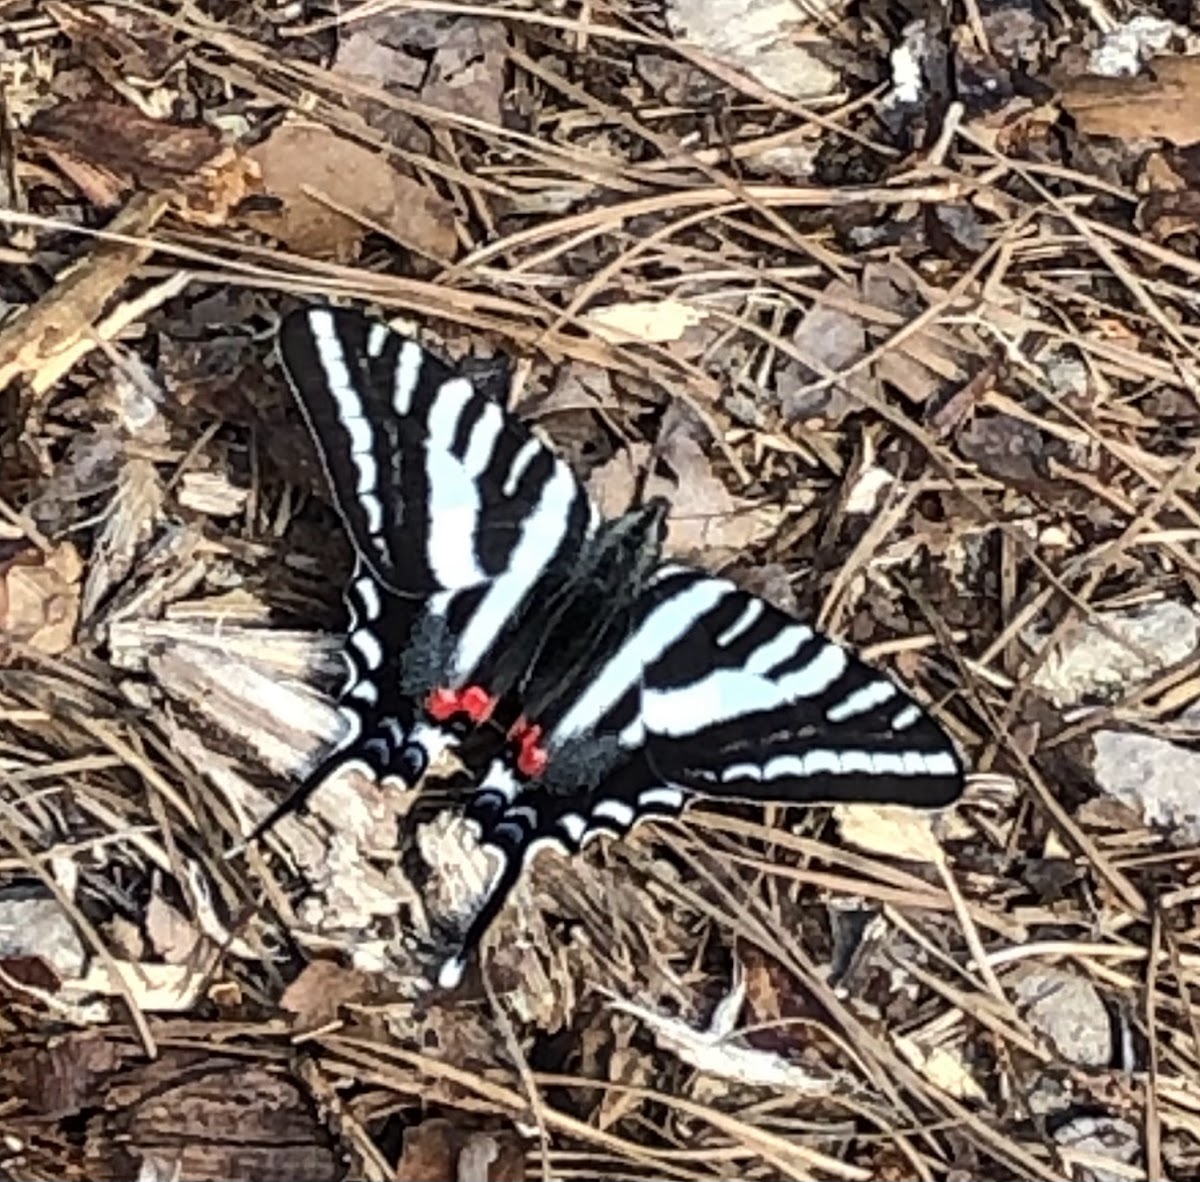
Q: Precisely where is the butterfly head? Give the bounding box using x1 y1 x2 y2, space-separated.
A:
597 497 669 586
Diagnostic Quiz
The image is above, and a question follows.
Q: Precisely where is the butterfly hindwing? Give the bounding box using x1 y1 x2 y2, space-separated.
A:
441 756 688 988
518 564 961 809
633 571 963 806
437 566 962 982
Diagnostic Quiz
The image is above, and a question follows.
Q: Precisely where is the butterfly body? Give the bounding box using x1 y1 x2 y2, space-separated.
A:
250 306 966 986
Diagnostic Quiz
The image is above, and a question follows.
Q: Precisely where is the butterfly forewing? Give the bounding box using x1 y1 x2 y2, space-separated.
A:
279 307 441 593
273 307 595 803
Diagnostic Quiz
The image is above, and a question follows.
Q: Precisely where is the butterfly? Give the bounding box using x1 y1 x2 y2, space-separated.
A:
246 306 964 987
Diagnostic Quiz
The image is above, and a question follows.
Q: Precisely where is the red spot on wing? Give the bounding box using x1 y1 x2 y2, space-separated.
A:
509 718 549 778
459 685 495 722
426 687 460 721
425 685 496 723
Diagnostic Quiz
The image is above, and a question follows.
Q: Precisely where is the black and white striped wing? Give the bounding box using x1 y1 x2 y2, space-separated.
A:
247 309 593 842
633 569 962 804
278 307 591 602
438 565 962 984
539 565 961 807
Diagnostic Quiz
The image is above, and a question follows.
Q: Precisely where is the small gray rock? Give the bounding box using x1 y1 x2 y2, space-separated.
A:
1013 968 1111 1067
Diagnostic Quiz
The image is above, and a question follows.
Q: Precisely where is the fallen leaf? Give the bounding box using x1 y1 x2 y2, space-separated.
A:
778 264 973 418
243 119 459 262
331 15 432 152
422 20 509 124
335 25 427 92
0 954 61 996
861 263 969 403
0 541 83 655
894 1034 986 1101
280 959 372 1028
666 0 840 101
1061 55 1200 146
1138 187 1200 243
834 803 945 863
586 436 768 563
740 946 826 1057
396 1119 463 1182
582 298 706 345
775 283 874 423
957 413 1052 488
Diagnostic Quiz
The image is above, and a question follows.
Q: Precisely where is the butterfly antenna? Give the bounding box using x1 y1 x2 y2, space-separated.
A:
630 412 676 510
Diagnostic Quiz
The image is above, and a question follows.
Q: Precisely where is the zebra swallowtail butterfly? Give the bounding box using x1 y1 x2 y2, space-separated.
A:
251 306 964 988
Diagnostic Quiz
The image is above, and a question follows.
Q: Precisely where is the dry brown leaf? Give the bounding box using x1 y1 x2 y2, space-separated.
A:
1061 55 1200 146
279 959 373 1028
893 1034 986 1101
0 541 83 655
243 120 459 263
586 437 767 563
330 14 432 152
582 299 706 345
777 281 875 422
335 24 426 92
421 20 509 125
861 263 968 403
834 803 944 863
779 265 971 418
332 10 507 129
395 1118 463 1182
957 413 1052 488
1138 187 1200 243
